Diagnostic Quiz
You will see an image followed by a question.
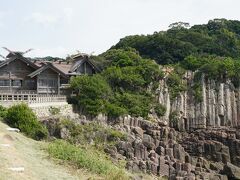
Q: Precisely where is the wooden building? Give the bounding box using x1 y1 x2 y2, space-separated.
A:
0 52 99 95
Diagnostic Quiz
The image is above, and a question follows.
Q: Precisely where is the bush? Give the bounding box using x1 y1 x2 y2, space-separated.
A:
70 74 112 116
114 92 152 118
70 49 163 119
5 104 48 140
60 120 127 146
49 106 60 115
47 140 128 179
167 71 187 100
105 103 127 118
154 104 166 117
169 111 179 128
0 105 7 119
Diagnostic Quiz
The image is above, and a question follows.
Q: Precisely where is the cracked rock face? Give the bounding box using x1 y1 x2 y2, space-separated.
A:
158 71 240 131
115 116 240 179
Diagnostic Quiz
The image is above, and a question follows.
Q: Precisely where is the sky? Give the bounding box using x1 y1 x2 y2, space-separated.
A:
0 0 239 58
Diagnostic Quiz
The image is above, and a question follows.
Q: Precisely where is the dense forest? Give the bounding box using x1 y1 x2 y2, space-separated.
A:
71 19 240 118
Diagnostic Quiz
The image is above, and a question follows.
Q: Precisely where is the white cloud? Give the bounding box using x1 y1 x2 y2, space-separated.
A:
63 8 74 23
0 11 5 28
25 12 59 26
27 46 71 58
25 8 74 26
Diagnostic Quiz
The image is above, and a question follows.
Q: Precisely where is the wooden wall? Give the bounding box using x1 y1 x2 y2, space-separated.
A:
76 62 94 75
0 59 37 91
37 68 59 94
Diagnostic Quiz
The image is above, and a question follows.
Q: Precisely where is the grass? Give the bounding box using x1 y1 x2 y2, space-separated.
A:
0 121 101 180
47 140 129 180
60 119 127 148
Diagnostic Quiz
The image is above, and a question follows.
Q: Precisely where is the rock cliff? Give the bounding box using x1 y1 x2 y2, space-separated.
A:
43 71 240 179
113 116 240 179
158 71 240 131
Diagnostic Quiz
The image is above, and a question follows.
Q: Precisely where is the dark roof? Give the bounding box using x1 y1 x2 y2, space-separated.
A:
50 61 73 74
28 63 68 79
69 57 100 73
0 53 101 78
0 56 39 70
33 57 100 76
6 52 24 58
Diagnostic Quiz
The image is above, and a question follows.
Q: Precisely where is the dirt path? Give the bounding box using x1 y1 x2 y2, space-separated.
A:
0 122 97 180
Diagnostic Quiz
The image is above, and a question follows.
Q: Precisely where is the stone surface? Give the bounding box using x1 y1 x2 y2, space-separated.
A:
222 162 240 179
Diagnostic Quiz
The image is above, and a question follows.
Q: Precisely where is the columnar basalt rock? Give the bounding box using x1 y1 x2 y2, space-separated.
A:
158 71 240 131
115 116 235 179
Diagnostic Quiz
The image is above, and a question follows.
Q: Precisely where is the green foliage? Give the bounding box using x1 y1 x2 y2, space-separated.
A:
5 104 48 140
70 49 163 118
114 92 152 118
102 66 146 91
182 55 240 87
105 103 127 118
112 19 240 65
49 106 60 115
169 22 190 30
181 55 206 71
101 48 141 67
169 111 178 128
70 75 112 116
0 105 7 119
60 120 127 147
47 140 128 179
154 104 166 117
166 66 187 100
90 55 111 70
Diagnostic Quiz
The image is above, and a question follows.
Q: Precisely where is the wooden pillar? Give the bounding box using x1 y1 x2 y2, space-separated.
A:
9 72 12 92
84 62 86 74
37 76 39 94
58 74 60 95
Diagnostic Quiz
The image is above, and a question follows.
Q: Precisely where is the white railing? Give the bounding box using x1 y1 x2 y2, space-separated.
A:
0 90 38 94
0 94 67 104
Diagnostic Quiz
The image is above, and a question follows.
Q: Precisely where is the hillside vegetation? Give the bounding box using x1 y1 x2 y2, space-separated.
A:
71 19 240 118
0 104 131 179
112 19 240 64
0 121 99 180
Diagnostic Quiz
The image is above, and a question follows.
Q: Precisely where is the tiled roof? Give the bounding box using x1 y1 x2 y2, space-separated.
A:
29 56 100 78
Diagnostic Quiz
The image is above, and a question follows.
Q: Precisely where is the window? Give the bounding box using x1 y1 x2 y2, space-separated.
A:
12 80 22 87
25 79 35 86
0 80 10 86
39 79 48 87
39 78 57 87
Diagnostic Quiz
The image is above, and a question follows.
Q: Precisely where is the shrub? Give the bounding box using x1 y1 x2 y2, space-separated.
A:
47 140 128 179
167 71 187 100
0 105 7 119
154 104 166 117
49 106 60 115
60 120 127 146
169 111 179 128
191 72 203 102
105 103 127 118
70 74 112 116
5 104 48 140
114 92 152 118
70 49 164 119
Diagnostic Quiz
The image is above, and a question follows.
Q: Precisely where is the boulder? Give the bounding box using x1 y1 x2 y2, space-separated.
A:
222 162 240 179
132 127 144 138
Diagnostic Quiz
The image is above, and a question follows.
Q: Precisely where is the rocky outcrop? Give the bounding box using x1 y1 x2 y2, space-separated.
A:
158 71 240 131
222 163 240 179
43 113 240 179
113 115 240 179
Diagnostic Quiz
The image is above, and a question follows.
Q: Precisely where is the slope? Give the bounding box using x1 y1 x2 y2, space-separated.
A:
0 121 100 180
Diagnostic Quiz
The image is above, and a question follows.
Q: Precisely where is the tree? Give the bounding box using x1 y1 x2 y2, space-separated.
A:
168 22 190 30
5 104 48 140
70 75 112 116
